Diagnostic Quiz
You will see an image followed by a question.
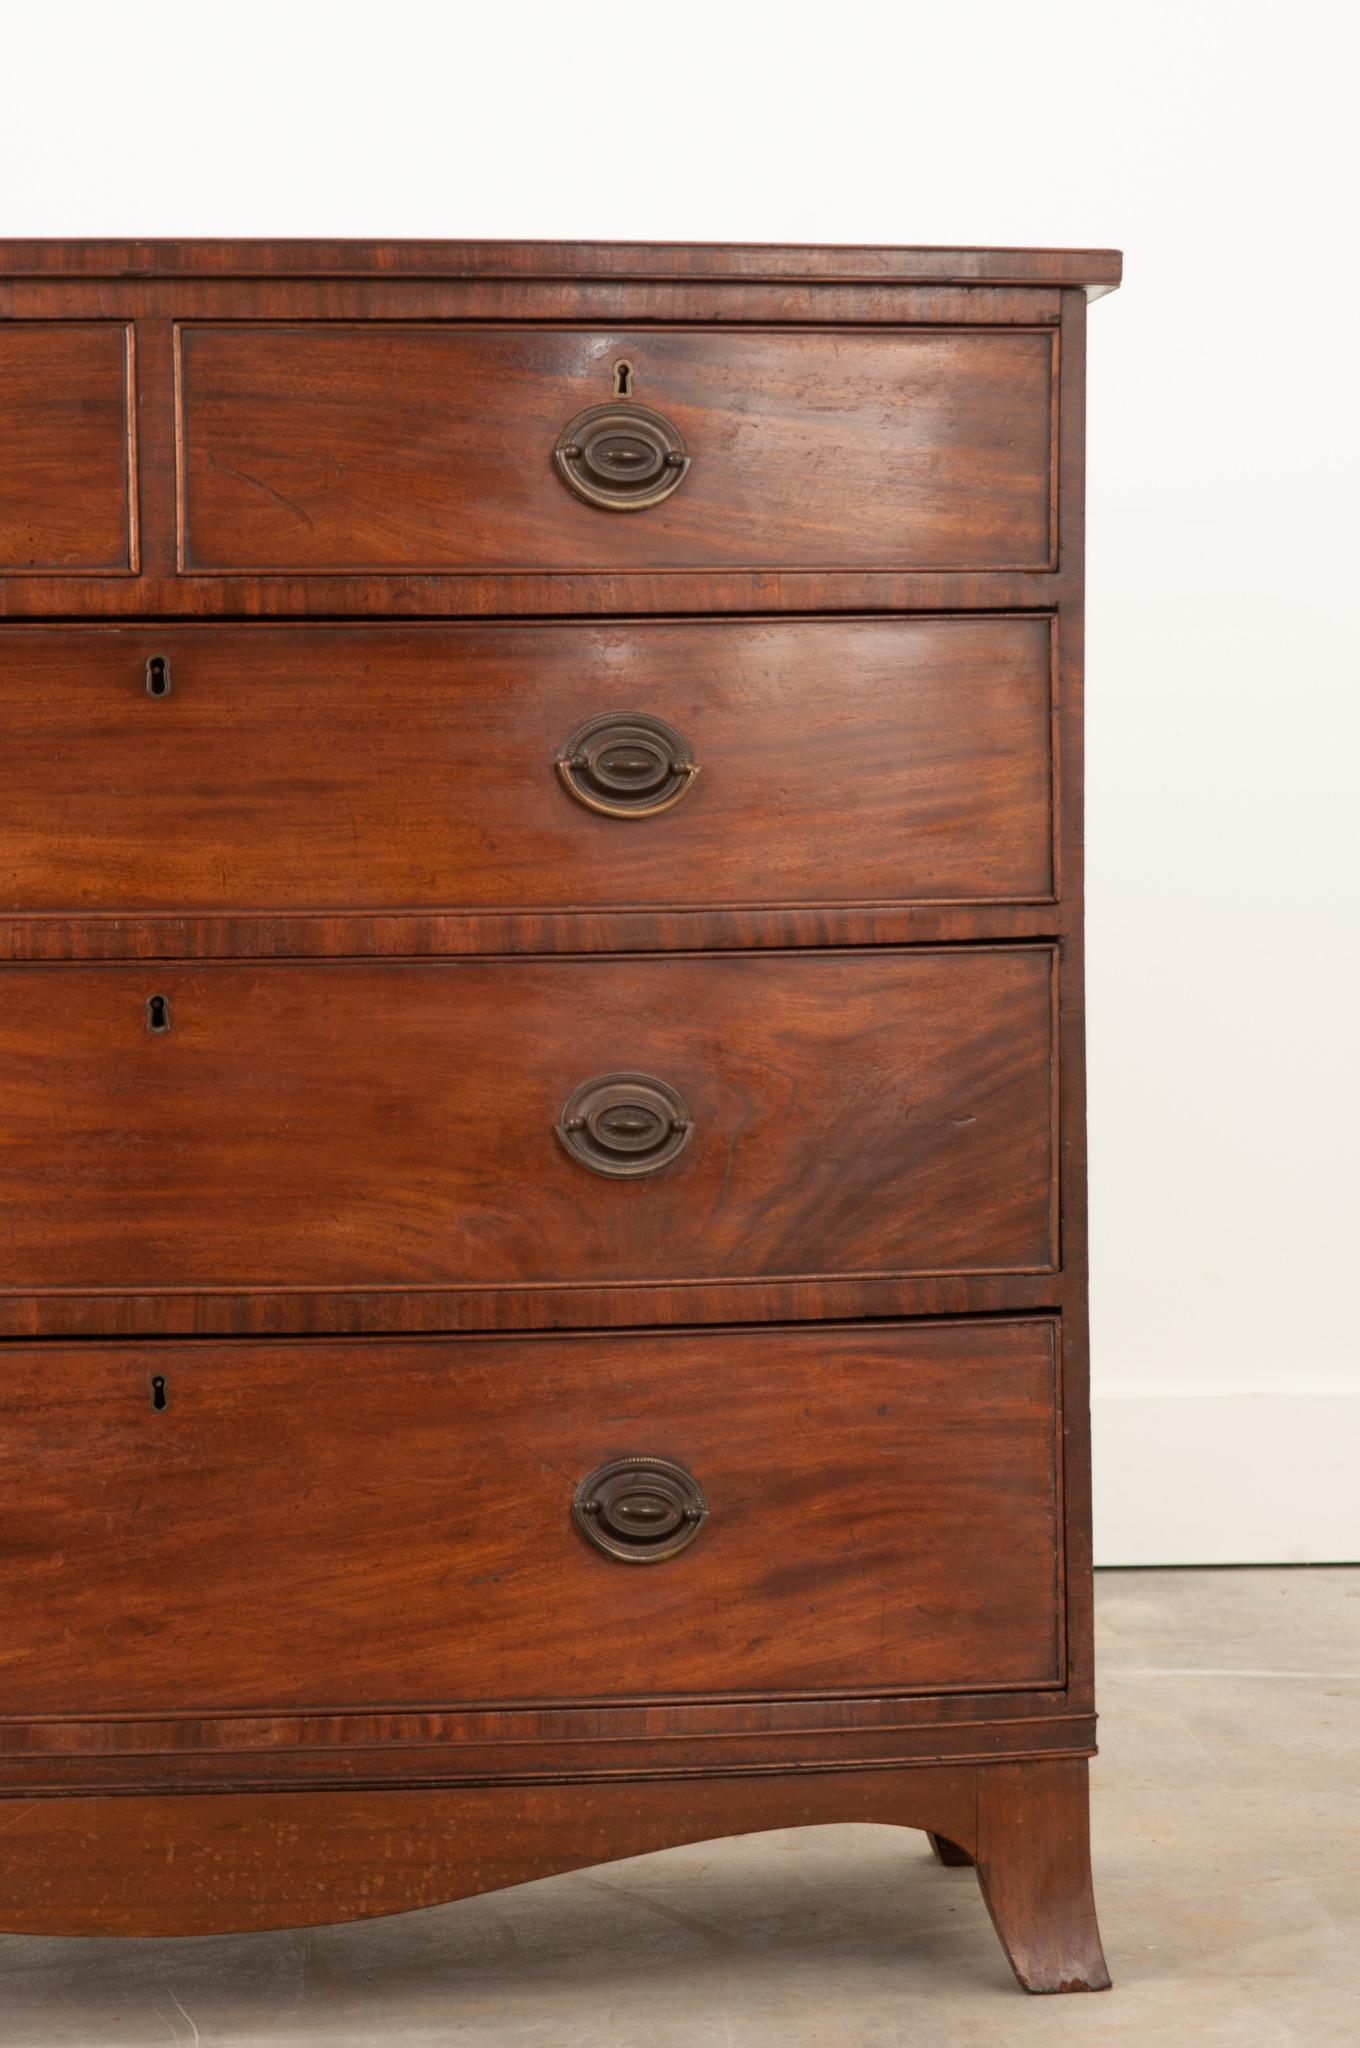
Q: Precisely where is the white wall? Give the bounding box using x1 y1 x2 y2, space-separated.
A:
4 1 1356 1562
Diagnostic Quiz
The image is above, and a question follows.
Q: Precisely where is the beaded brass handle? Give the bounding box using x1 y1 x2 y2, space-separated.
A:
554 402 689 511
556 1072 693 1179
573 1457 709 1563
556 712 698 818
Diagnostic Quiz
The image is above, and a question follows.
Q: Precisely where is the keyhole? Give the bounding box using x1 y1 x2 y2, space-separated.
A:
145 655 171 698
613 358 634 399
146 994 171 1033
149 1374 168 1411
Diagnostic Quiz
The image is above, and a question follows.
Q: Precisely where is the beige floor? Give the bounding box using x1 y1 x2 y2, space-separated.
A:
2 1568 1357 2046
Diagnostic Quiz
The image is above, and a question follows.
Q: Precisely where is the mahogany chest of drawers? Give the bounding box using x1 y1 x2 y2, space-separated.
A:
0 238 1119 1993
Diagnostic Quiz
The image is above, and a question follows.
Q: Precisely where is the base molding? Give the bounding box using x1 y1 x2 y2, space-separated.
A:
0 1716 1097 1797
0 1759 1110 1994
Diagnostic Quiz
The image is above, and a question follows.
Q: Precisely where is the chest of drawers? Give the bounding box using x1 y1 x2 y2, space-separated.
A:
0 238 1119 1994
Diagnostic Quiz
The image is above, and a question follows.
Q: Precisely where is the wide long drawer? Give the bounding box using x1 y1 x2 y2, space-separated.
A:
0 949 1056 1296
172 324 1056 576
0 617 1054 916
0 1319 1063 1715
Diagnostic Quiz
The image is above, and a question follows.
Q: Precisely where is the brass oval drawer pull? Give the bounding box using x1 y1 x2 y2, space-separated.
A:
554 402 689 511
557 712 698 818
573 1456 708 1563
556 1071 693 1178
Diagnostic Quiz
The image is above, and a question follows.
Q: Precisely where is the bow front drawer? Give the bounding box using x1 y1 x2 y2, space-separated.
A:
175 324 1056 575
0 1320 1062 1715
0 617 1054 917
0 949 1056 1302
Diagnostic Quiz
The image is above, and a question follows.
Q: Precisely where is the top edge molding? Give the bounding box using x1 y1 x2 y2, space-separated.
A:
0 239 1123 296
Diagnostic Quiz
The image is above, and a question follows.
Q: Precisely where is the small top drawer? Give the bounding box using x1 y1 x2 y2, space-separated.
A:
0 324 134 573
175 324 1056 576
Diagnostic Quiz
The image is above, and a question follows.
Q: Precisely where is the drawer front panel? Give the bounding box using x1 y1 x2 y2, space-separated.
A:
0 951 1056 1295
0 1320 1062 1714
178 325 1056 574
0 618 1054 915
0 325 134 573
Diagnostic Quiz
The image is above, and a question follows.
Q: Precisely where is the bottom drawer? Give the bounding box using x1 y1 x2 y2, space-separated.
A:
0 1320 1062 1716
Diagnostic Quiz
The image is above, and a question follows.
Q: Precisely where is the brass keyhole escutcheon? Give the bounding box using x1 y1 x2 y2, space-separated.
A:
573 1456 709 1563
557 712 698 819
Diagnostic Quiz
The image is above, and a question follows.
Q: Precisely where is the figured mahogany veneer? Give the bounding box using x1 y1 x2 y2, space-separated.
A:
0 949 1056 1298
0 1321 1062 1716
0 616 1054 916
0 239 1117 1995
0 323 135 572
0 1763 1109 1993
176 325 1055 575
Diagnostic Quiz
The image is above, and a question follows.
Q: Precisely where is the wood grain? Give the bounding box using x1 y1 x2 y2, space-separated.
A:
0 323 134 572
0 1766 993 1938
0 239 1123 288
0 903 1063 965
0 617 1054 917
1053 291 1097 1728
0 1756 1108 1991
0 949 1056 1299
0 238 1115 1989
0 1708 1098 1799
0 1272 1068 1341
975 1759 1111 1993
0 1320 1061 1716
177 325 1055 574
